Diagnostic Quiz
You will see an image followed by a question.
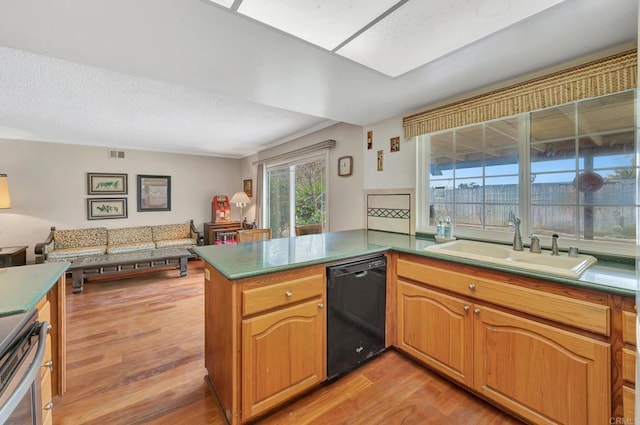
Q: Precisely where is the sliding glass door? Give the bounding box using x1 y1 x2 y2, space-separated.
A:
266 155 327 238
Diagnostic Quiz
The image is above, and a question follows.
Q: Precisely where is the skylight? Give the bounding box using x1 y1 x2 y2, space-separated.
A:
207 0 567 78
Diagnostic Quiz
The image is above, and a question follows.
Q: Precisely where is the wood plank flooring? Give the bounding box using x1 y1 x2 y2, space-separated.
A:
53 260 523 425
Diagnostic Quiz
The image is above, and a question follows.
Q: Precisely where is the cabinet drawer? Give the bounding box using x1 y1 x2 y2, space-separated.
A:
243 274 324 316
37 300 51 326
623 310 636 345
397 258 610 335
623 347 636 384
41 366 52 417
41 334 52 380
623 386 635 422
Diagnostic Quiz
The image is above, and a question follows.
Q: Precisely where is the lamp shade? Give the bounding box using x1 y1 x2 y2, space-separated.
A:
0 174 10 209
230 191 251 206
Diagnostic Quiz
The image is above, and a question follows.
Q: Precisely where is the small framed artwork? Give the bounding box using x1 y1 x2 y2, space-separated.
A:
87 173 128 195
390 137 400 152
338 156 353 177
87 198 128 220
137 175 171 211
377 150 383 171
367 130 373 150
243 179 253 197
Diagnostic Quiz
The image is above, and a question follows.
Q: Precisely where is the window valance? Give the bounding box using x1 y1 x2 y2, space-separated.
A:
403 49 637 139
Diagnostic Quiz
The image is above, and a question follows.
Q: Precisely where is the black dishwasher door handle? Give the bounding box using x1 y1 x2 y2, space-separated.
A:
354 270 368 278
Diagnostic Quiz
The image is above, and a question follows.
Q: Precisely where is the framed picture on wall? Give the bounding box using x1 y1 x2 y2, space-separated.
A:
338 156 353 176
87 173 128 195
137 175 171 211
390 137 400 152
243 179 253 197
87 198 128 220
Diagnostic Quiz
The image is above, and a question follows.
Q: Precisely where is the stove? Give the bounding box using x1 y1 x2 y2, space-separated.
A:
0 310 37 359
0 309 44 425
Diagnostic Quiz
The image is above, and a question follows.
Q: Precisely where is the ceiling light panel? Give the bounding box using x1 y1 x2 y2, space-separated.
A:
207 0 236 8
236 0 399 51
336 0 567 77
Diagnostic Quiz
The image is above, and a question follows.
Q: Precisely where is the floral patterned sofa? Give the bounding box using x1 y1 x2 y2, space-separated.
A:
35 220 200 263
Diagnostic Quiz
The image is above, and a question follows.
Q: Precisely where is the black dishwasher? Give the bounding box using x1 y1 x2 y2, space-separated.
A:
327 255 386 381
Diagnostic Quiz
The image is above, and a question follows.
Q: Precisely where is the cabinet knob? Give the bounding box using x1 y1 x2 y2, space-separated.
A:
463 305 470 312
42 360 53 370
43 402 54 411
468 284 476 291
474 308 480 315
285 291 293 298
317 303 324 309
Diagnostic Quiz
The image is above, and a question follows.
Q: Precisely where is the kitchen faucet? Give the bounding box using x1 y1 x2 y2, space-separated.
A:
508 211 523 251
551 234 560 256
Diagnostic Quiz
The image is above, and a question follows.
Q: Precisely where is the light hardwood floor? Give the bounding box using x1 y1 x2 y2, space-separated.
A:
53 260 523 425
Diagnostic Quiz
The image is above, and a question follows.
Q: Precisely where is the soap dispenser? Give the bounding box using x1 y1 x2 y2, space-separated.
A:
444 217 452 238
436 219 444 237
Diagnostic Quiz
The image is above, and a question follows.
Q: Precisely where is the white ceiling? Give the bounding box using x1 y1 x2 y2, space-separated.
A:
0 0 637 158
212 0 567 77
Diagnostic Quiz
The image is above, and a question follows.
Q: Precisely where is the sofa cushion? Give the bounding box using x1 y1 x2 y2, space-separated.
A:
54 228 107 249
108 226 153 245
107 241 156 254
154 239 196 249
152 224 192 242
47 245 107 260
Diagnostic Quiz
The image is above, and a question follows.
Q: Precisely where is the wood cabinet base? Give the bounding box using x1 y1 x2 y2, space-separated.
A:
396 254 613 424
204 263 326 425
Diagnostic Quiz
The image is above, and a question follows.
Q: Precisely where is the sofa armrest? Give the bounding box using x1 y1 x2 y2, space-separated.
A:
34 226 56 264
189 219 203 246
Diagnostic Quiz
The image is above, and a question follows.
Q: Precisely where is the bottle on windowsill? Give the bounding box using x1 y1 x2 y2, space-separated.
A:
436 219 444 237
444 217 452 239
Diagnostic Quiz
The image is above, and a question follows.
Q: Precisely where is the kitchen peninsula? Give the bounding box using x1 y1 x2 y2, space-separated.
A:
194 229 638 424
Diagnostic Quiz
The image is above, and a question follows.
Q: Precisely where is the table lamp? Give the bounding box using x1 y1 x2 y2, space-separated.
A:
230 191 251 222
0 174 10 209
0 174 10 257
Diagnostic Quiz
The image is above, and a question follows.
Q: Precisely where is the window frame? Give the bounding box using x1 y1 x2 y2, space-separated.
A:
417 89 638 256
262 150 330 237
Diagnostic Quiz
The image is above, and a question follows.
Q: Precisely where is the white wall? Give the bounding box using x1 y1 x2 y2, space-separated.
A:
0 139 241 262
362 116 416 190
249 122 365 232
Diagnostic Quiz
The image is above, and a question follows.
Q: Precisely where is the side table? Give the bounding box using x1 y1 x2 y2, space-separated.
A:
203 221 242 245
0 246 28 268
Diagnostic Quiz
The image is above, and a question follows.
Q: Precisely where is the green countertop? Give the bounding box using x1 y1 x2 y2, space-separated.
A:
0 262 70 316
193 229 639 297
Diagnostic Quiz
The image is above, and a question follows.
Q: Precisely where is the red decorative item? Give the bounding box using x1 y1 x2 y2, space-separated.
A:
212 195 230 222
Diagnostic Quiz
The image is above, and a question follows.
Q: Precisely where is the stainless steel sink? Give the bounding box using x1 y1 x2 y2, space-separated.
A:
424 239 597 278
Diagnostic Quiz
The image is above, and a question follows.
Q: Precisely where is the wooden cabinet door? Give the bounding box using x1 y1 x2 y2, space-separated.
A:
397 280 473 386
242 298 325 421
473 305 610 425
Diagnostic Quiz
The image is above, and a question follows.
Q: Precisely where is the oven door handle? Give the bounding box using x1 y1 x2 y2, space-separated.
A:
0 321 49 423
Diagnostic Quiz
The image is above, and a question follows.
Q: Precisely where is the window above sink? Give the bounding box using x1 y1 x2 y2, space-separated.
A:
417 89 638 256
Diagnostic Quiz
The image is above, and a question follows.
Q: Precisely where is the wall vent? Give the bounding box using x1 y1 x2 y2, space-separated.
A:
108 150 125 159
